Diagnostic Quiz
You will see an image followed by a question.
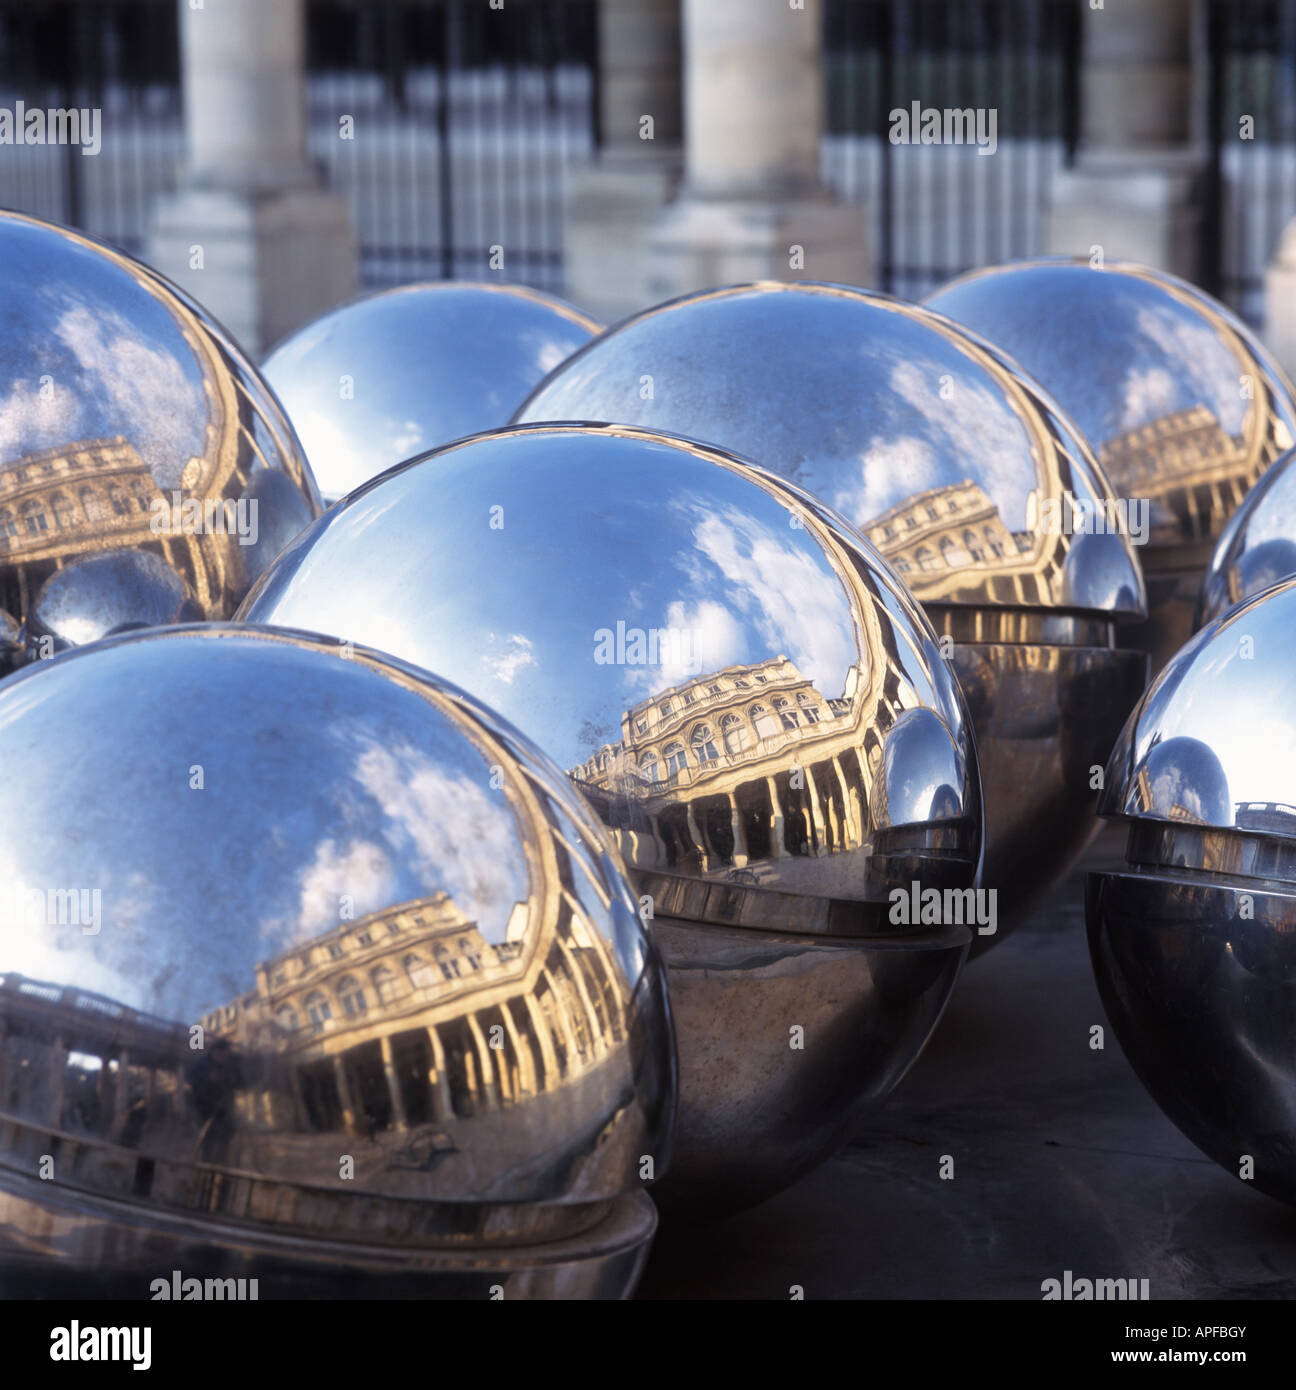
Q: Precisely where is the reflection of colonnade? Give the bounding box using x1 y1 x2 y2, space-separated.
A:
573 485 932 877
0 225 291 620
199 884 627 1137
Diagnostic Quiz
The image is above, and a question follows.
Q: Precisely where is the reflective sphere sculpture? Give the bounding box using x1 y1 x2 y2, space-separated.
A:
927 258 1296 671
0 626 672 1298
514 282 1148 936
262 282 601 503
239 422 981 1216
1089 578 1296 1206
0 211 320 655
1199 445 1296 625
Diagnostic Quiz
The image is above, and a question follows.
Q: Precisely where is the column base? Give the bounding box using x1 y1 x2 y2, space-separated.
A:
1046 148 1203 280
644 190 872 302
147 184 357 358
563 149 683 323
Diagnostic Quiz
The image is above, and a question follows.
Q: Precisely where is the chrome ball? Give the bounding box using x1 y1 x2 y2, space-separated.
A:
1090 577 1296 1206
238 422 980 1215
262 282 601 504
513 282 1148 938
0 212 321 651
0 625 672 1297
1199 445 1296 625
927 258 1296 671
26 549 203 654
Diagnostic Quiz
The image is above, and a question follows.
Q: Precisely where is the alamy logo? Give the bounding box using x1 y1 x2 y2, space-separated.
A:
150 1269 259 1301
0 101 101 156
1041 1271 1150 1301
593 621 706 668
888 101 997 156
1025 489 1150 546
150 493 259 546
888 881 997 936
0 880 100 935
50 1323 151 1370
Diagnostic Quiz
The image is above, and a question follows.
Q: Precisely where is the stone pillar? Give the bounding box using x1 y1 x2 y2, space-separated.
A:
1046 0 1201 278
331 1054 359 1132
766 775 787 859
728 792 748 867
522 993 560 1089
564 0 683 322
426 1026 453 1121
465 1014 500 1111
645 0 870 300
148 0 356 357
379 1034 408 1132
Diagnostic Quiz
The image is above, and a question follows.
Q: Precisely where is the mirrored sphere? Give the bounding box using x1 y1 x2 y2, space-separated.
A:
927 258 1296 670
0 212 321 654
239 422 980 1215
0 626 673 1297
513 281 1148 936
1199 445 1296 625
1090 577 1296 1205
262 282 601 503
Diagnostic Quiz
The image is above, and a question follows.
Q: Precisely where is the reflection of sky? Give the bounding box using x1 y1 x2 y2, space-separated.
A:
517 289 1042 532
0 217 207 481
931 266 1251 453
0 635 526 1023
264 285 596 498
1232 451 1296 548
245 430 863 769
1129 590 1296 815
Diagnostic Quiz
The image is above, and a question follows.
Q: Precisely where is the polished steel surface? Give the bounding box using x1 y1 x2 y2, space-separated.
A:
0 212 321 646
26 549 203 653
0 625 673 1292
1101 577 1296 837
240 422 983 928
515 281 1144 620
1091 575 1296 1206
511 282 1147 933
1199 445 1296 625
648 914 967 1216
1088 870 1296 1207
928 258 1296 669
238 421 981 1212
263 282 601 503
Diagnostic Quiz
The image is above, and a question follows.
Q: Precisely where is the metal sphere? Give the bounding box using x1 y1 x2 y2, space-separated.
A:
1090 577 1296 1206
0 625 672 1298
0 212 321 655
238 422 981 1216
262 282 602 504
1199 445 1296 625
513 281 1148 937
927 258 1296 670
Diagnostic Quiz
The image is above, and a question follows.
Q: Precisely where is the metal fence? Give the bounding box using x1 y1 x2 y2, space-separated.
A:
822 0 1080 303
1203 0 1296 327
1 1 1295 330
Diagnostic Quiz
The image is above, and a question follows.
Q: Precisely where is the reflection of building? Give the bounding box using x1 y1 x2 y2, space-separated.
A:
197 888 626 1135
1234 802 1296 835
572 652 910 877
865 480 1031 579
0 437 216 618
1100 405 1251 540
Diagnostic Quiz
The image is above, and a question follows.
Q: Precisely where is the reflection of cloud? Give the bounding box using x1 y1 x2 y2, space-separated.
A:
828 356 1036 531
293 838 397 938
0 293 206 481
1118 302 1247 436
354 742 525 944
482 632 537 686
680 503 857 694
622 597 745 696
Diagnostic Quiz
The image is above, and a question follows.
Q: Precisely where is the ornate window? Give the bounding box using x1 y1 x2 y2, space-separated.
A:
691 725 719 763
372 965 399 1005
304 991 332 1032
0 509 14 539
750 704 779 740
403 953 433 991
639 752 661 784
21 500 46 535
664 742 688 778
720 713 747 755
337 975 367 1016
275 1005 299 1034
50 492 74 529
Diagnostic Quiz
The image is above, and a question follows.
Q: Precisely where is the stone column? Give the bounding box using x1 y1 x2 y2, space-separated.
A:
331 1054 359 1132
1047 0 1201 277
379 1034 408 1131
766 775 787 859
645 0 869 299
522 992 560 1089
426 1026 454 1121
148 0 356 357
564 0 683 322
728 792 748 867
